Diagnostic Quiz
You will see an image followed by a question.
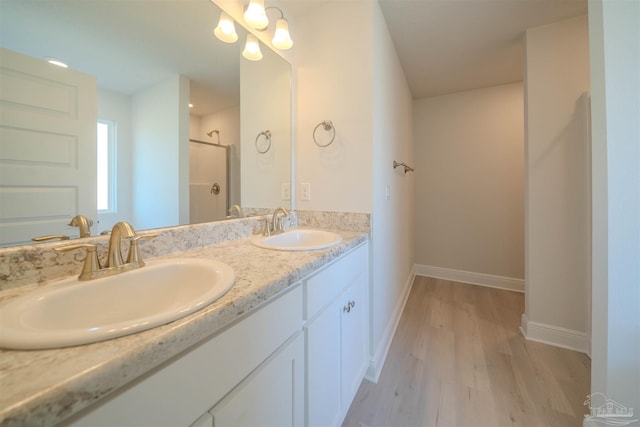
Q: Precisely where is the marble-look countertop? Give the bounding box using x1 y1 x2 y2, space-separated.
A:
0 230 368 427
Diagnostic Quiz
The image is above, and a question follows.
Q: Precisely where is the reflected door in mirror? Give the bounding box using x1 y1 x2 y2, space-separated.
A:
0 48 97 246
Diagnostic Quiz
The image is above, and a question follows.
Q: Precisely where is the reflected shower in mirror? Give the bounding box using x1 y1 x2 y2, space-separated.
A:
0 0 291 247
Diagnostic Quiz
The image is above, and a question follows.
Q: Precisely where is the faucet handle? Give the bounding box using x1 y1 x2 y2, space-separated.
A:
32 234 70 242
126 234 158 267
262 219 272 236
54 244 101 281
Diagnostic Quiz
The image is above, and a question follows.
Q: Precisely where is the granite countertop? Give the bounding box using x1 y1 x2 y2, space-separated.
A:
0 230 368 427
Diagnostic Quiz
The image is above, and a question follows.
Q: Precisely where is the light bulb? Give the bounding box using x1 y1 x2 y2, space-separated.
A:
244 0 268 30
47 58 68 68
214 12 238 43
242 34 263 61
272 17 293 50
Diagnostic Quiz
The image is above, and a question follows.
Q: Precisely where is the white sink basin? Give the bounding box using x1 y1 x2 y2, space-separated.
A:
0 258 235 350
254 229 343 251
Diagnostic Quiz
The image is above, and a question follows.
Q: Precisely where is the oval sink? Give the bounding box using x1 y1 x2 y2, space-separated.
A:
0 258 235 350
254 229 343 251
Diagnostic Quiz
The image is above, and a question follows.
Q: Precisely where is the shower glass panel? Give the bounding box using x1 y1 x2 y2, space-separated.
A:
189 140 229 223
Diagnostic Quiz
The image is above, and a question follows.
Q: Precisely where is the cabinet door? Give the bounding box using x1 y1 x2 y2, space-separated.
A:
210 333 304 427
306 303 342 427
340 273 368 411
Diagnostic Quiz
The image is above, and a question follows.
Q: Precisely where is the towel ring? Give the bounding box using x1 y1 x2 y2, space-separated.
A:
255 130 271 154
313 120 335 147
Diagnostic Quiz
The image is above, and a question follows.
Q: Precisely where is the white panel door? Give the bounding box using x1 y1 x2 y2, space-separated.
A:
0 48 97 245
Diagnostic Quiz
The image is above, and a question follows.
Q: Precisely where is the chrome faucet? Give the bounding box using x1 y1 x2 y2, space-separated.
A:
271 206 291 234
68 214 92 238
55 221 157 281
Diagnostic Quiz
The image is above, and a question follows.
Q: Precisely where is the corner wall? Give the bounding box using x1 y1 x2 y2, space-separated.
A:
293 1 415 382
522 15 590 352
413 83 525 290
294 2 373 213
588 0 640 417
369 1 415 381
131 75 190 230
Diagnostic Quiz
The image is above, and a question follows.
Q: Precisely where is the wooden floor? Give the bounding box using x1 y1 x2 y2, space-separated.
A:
343 276 591 427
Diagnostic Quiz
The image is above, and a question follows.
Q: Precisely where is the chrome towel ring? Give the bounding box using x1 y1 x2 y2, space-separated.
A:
313 120 335 147
255 130 271 154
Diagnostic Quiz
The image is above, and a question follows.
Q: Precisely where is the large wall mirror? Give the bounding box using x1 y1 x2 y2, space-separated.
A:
0 0 292 247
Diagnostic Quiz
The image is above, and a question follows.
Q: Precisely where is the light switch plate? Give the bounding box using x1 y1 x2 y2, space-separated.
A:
281 183 291 200
300 183 311 201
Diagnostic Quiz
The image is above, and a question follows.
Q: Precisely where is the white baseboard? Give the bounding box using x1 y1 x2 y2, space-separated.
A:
415 264 524 293
365 266 415 383
520 314 588 353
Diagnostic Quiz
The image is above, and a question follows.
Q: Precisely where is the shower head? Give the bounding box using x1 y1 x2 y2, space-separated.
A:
207 129 219 137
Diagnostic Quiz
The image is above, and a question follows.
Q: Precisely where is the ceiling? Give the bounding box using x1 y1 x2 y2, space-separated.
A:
0 0 589 109
0 0 242 116
377 0 588 99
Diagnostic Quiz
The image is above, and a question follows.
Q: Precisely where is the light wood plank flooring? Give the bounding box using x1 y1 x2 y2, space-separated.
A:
343 276 591 427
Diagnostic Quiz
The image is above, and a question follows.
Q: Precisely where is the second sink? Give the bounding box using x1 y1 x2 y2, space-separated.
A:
253 229 343 251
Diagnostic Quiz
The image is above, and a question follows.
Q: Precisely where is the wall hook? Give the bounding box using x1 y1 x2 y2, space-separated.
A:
393 160 414 174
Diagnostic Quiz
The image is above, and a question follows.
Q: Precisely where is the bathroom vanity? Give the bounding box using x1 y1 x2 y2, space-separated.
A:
0 221 369 427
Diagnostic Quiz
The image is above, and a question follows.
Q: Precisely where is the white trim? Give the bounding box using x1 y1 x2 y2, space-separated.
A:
415 264 524 293
520 314 588 353
365 266 414 383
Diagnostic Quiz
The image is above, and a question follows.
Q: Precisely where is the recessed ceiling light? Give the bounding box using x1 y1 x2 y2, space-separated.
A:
189 103 194 108
46 58 68 68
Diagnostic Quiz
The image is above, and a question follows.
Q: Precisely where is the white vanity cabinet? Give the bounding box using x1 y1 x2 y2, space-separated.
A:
65 286 303 427
208 333 304 427
305 243 369 427
339 272 368 411
61 241 369 427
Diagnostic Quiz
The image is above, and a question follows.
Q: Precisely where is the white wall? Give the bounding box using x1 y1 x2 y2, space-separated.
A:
97 89 132 231
294 1 415 381
588 0 640 417
131 76 190 230
294 2 373 213
522 15 591 351
369 2 415 381
241 46 291 210
414 83 525 286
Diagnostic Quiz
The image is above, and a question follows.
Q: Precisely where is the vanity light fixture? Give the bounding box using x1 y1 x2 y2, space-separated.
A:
213 11 238 43
243 0 268 30
242 34 263 61
271 13 293 50
243 1 293 50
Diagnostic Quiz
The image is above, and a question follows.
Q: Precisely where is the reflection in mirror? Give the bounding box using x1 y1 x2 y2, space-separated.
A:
0 0 291 247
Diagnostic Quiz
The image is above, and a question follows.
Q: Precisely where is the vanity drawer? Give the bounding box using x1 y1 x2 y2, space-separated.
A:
305 243 368 320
